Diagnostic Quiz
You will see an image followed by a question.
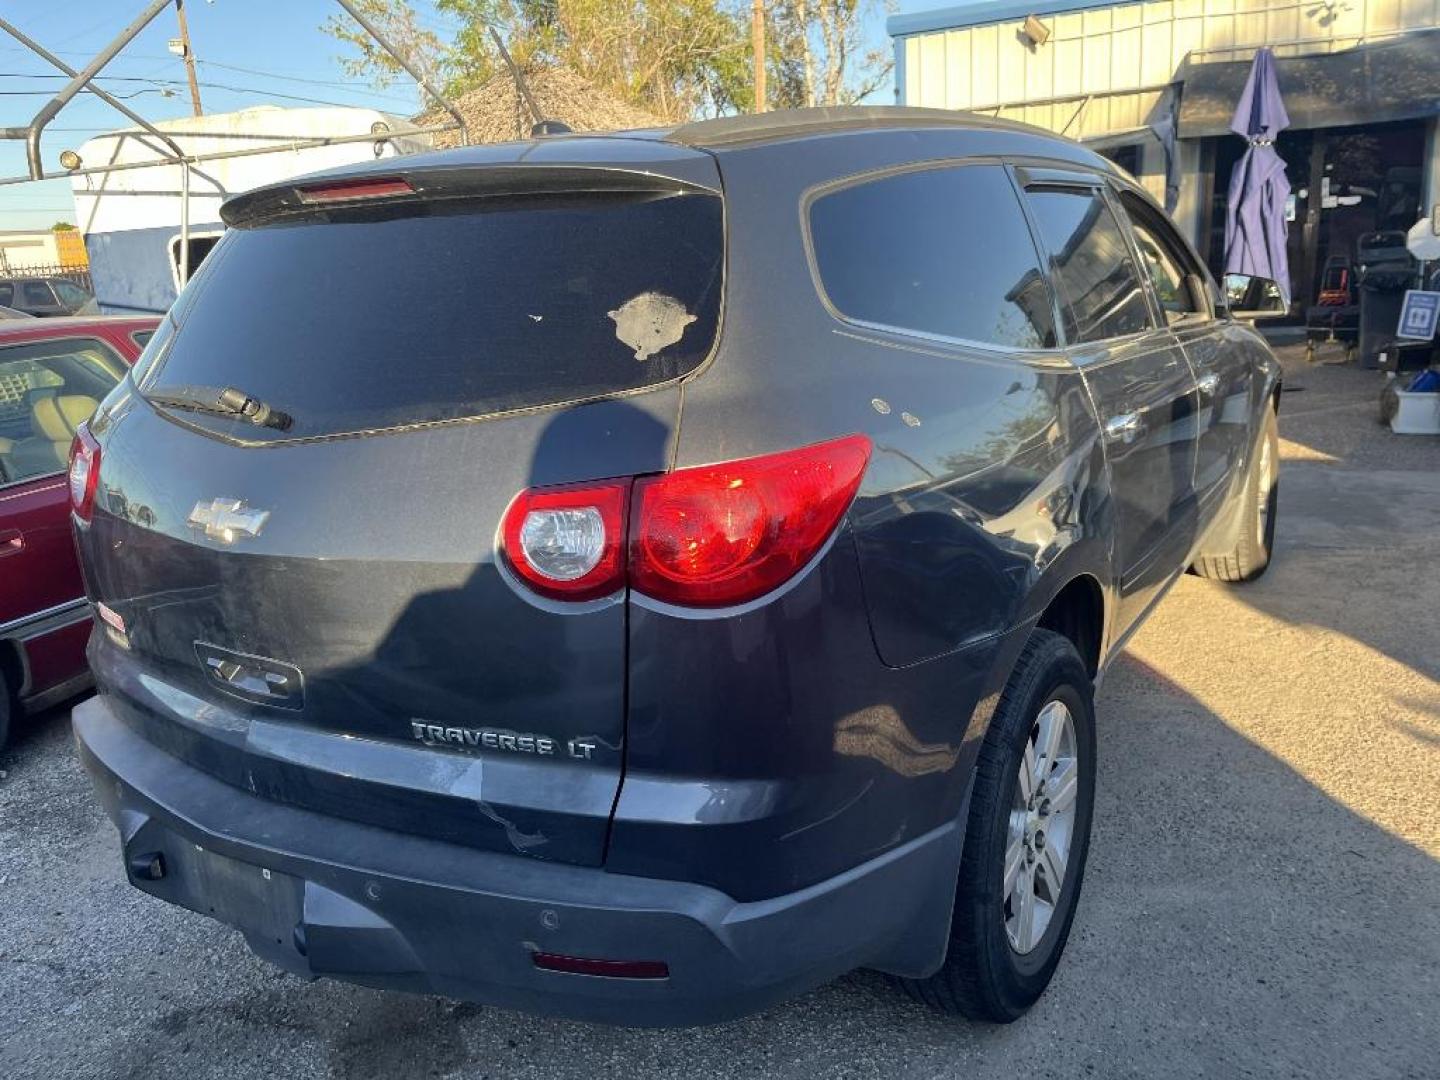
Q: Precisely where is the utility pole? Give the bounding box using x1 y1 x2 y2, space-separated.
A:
751 0 766 113
174 0 203 117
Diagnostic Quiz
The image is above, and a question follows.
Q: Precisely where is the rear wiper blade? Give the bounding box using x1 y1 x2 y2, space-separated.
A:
145 385 293 431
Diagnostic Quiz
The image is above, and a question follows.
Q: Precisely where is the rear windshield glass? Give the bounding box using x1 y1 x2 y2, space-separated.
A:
142 191 724 440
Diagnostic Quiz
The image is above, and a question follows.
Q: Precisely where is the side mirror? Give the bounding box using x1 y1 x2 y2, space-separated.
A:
1225 274 1287 321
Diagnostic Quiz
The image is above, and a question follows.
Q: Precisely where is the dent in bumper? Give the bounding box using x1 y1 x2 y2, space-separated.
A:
74 693 966 1027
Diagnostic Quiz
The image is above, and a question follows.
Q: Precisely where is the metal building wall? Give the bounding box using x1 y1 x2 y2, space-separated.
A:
898 0 1440 141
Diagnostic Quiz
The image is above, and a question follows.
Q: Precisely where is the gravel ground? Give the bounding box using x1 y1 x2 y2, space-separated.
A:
2 345 1437 1079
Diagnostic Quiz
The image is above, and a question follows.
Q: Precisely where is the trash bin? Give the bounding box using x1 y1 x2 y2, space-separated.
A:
1356 231 1416 369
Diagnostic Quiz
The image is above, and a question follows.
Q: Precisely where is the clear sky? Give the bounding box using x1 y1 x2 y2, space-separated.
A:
0 0 940 233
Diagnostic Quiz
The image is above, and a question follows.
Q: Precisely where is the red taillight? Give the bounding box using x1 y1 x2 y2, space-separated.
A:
68 422 101 523
500 435 871 609
630 435 872 607
296 176 414 204
500 480 631 601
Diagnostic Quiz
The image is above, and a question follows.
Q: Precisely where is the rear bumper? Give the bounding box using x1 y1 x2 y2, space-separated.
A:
74 693 965 1027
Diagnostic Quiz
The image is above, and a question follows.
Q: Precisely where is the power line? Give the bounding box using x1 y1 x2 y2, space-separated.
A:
0 73 180 81
44 15 125 51
0 87 173 99
0 70 417 108
0 46 178 63
195 59 417 99
0 77 412 110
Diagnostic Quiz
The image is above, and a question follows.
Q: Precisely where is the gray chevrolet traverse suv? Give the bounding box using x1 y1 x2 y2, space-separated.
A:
69 107 1281 1026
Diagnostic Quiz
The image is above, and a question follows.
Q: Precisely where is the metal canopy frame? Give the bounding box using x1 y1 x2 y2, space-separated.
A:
0 0 470 287
0 0 470 187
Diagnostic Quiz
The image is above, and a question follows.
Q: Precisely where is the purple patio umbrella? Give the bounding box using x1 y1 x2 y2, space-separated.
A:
1223 47 1292 306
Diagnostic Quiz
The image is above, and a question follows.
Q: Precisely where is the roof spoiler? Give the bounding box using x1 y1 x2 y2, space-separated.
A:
221 162 720 228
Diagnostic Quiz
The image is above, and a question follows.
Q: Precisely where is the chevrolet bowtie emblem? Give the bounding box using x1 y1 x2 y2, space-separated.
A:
187 498 270 543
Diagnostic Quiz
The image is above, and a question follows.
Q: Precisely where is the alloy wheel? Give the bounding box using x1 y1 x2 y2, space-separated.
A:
1004 699 1080 955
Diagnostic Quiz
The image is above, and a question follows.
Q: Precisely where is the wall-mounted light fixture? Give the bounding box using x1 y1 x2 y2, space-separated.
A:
1022 14 1052 46
59 149 82 171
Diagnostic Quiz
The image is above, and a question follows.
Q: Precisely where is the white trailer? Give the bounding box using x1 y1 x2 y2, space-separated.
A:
69 105 433 315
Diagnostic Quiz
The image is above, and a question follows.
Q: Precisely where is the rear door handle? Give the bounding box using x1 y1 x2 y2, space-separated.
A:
1104 413 1143 444
0 529 23 557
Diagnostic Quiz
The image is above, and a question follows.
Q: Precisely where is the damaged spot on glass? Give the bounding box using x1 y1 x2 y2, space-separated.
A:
608 292 697 362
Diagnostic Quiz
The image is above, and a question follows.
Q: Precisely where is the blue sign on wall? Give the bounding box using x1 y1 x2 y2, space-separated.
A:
1396 290 1440 341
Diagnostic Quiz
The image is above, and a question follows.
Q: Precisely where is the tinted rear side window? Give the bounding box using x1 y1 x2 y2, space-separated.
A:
143 192 723 440
809 164 1056 349
22 281 55 306
1023 188 1153 344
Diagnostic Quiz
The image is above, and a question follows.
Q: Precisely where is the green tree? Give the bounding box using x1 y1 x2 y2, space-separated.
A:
323 0 892 121
51 221 76 231
325 0 749 120
765 0 895 108
321 0 453 92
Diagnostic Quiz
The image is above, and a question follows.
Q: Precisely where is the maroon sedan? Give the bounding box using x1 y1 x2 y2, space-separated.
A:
0 315 158 747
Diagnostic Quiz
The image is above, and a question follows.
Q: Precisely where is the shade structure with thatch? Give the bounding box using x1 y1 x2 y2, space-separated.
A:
417 65 663 147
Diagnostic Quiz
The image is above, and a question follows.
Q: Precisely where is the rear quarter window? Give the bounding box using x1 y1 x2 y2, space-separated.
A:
807 163 1057 350
21 281 55 307
143 191 724 441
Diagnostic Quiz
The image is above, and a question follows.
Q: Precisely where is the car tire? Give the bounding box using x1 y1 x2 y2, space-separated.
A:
1191 405 1279 583
899 628 1096 1022
0 664 11 751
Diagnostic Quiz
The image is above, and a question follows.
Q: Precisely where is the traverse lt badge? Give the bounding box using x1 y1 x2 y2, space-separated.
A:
188 498 270 543
410 721 599 759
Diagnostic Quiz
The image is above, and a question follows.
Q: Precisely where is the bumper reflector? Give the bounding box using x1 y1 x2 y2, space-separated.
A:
531 952 669 979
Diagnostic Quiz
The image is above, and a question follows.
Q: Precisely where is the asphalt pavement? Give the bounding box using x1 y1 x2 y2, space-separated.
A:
2 344 1437 1079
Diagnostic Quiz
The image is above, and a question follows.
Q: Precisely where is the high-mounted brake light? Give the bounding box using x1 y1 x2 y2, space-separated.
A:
500 480 631 601
630 435 872 607
68 422 102 524
500 435 871 609
296 176 414 204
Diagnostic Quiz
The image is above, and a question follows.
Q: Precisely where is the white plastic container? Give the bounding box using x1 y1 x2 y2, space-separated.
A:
1390 389 1440 435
